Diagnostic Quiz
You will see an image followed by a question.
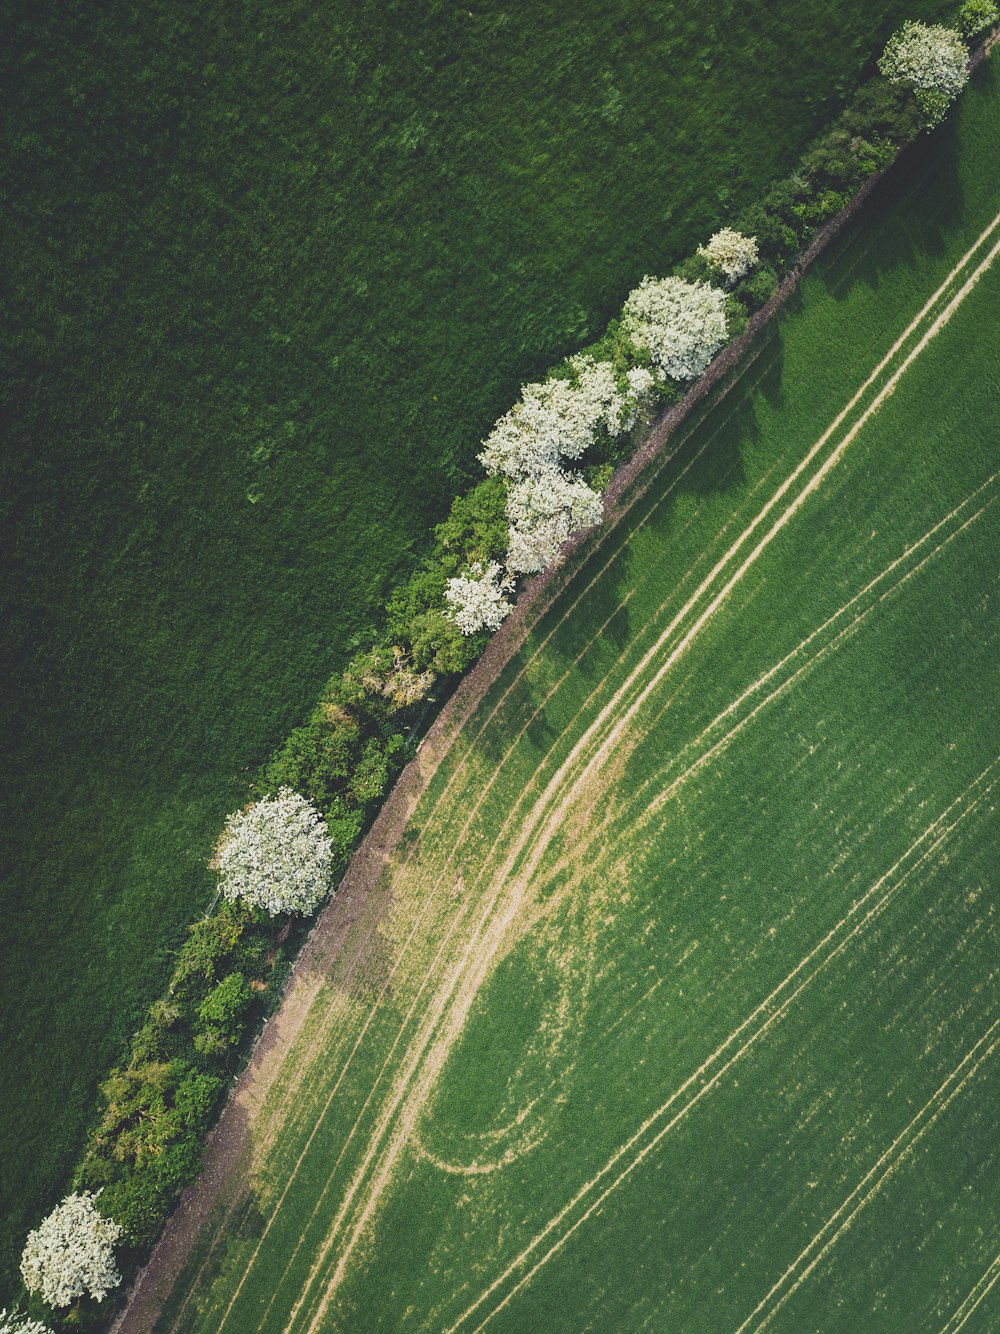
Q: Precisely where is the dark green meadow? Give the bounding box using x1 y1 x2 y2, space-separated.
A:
1 0 959 1297
141 58 1000 1332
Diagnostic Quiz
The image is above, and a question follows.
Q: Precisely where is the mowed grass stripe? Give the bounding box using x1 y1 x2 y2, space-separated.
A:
736 1022 1000 1332
448 768 999 1334
939 1255 1000 1334
630 473 999 829
288 210 1000 1333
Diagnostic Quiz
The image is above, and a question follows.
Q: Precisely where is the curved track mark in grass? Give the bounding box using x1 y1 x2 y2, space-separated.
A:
292 218 1000 1333
446 769 997 1334
630 477 1000 827
940 1254 1000 1334
736 1026 1000 1333
234 382 777 1326
245 433 786 1332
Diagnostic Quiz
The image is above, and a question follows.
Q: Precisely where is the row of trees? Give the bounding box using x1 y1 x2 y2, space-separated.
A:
16 9 995 1328
443 11 990 637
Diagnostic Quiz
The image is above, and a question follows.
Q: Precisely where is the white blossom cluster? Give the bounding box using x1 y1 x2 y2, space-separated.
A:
506 469 604 574
444 561 513 634
0 1310 52 1334
20 1192 122 1309
621 275 729 381
218 787 334 916
478 356 637 479
697 228 760 282
878 21 969 97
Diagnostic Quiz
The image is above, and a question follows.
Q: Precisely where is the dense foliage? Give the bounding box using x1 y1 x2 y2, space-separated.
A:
0 1310 51 1334
444 563 513 635
959 0 999 33
878 20 969 121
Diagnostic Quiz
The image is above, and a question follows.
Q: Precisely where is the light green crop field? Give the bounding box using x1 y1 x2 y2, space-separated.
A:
144 65 1000 1334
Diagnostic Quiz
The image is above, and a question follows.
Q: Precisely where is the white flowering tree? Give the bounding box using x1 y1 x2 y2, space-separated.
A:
217 787 334 916
0 1310 52 1334
878 22 968 106
20 1192 122 1310
444 561 513 634
478 357 638 480
621 275 729 380
506 468 604 574
697 228 760 283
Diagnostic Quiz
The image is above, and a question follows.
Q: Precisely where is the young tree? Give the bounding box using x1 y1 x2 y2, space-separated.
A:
217 788 334 916
697 228 760 283
878 21 968 123
621 275 729 380
20 1192 123 1309
444 561 513 634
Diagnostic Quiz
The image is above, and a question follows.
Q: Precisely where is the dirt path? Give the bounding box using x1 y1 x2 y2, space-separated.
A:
112 51 995 1333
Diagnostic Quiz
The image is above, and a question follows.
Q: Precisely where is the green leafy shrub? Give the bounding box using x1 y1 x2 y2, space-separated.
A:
959 0 999 37
197 973 253 1043
734 262 779 312
433 479 510 572
261 714 363 815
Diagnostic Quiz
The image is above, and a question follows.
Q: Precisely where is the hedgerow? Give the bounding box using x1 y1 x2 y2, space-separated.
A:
21 7 992 1327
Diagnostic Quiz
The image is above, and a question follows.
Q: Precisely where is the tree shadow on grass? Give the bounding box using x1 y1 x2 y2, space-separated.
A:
469 321 787 777
822 107 966 306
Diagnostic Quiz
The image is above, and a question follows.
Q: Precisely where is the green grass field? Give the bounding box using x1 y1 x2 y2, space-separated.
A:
0 0 957 1299
137 59 1000 1333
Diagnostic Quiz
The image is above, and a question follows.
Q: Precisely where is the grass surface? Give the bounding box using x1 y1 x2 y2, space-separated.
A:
0 0 957 1297
142 59 1000 1333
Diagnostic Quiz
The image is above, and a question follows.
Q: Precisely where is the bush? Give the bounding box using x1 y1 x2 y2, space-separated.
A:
621 276 729 381
20 1193 122 1309
197 972 253 1042
840 75 923 144
959 0 998 37
347 734 408 807
734 262 779 311
697 228 760 283
172 904 248 996
261 713 362 815
444 561 513 635
0 1310 52 1334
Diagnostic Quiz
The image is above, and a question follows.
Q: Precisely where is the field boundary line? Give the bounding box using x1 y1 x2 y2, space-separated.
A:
736 1025 1000 1332
940 1254 1000 1334
446 767 997 1333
